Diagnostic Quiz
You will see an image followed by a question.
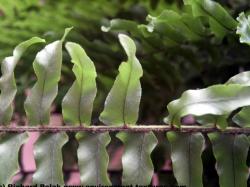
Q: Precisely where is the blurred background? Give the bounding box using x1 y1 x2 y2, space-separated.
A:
1 0 250 185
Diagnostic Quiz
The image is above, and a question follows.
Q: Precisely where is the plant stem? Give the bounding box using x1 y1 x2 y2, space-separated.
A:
0 125 249 134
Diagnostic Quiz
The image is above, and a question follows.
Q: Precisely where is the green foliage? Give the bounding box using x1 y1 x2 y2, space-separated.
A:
100 34 143 126
184 0 237 38
1 0 246 123
1 0 250 186
0 133 28 184
227 71 250 127
144 10 207 42
167 132 205 187
101 0 249 123
236 12 250 45
208 133 250 187
76 132 111 185
232 106 250 127
116 132 158 185
33 133 68 185
165 82 250 128
24 28 71 125
62 42 97 126
0 37 45 125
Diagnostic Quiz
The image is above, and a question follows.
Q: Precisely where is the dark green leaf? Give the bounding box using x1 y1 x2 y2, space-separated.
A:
167 132 205 187
208 133 249 187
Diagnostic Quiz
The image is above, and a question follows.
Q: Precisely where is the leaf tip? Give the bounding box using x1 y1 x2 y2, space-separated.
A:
61 27 74 42
118 34 136 57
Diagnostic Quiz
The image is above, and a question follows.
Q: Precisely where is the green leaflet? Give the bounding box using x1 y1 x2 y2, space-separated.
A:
167 132 204 187
76 132 111 185
226 71 250 127
145 10 206 43
0 37 45 125
184 0 237 38
236 12 250 45
99 34 143 126
116 132 157 185
101 19 139 34
181 13 207 37
232 107 250 127
33 132 68 185
208 133 249 187
164 83 250 127
24 28 72 125
102 11 207 45
0 132 28 184
62 42 97 126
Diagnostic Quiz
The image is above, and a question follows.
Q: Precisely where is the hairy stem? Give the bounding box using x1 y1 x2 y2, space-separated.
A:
0 125 249 133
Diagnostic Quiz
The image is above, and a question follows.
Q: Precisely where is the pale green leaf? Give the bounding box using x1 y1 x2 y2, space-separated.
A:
76 132 111 185
116 132 157 185
33 132 68 185
62 42 97 126
0 37 45 125
165 84 250 127
167 132 204 187
24 28 72 125
99 34 143 126
208 133 249 187
184 0 237 38
236 12 250 45
0 132 28 184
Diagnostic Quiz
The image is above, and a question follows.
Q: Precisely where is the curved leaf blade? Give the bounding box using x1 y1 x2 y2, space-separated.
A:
0 132 28 184
145 10 206 42
0 37 45 125
116 132 157 185
208 133 249 187
101 19 139 33
24 40 62 125
99 34 143 126
24 28 72 125
184 0 237 38
167 132 204 187
165 84 250 127
232 107 250 127
226 71 250 127
62 42 97 126
33 132 68 185
76 132 111 185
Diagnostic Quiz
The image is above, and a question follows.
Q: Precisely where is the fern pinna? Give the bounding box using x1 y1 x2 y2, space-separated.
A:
1 0 250 186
